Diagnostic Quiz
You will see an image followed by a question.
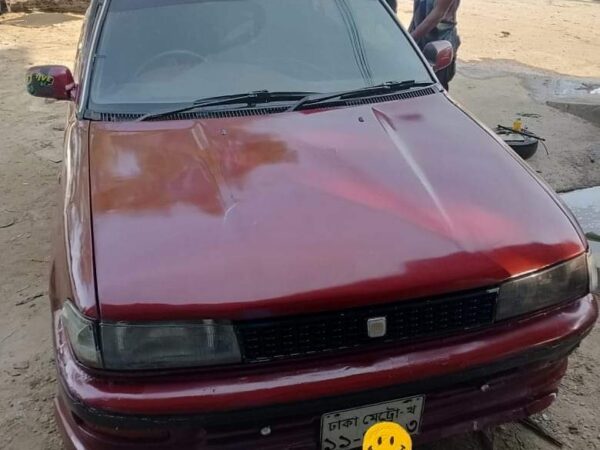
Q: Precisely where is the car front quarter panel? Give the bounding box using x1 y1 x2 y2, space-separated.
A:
50 116 98 319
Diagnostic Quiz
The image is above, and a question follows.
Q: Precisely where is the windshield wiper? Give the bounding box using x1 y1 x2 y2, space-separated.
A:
288 80 435 112
137 90 315 121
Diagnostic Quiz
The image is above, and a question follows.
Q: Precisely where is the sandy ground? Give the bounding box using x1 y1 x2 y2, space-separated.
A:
1 2 599 449
398 0 600 78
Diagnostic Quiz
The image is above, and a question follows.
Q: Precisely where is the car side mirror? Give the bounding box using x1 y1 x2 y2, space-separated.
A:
26 65 76 101
422 40 454 72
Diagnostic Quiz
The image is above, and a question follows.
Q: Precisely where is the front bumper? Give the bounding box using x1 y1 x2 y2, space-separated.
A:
55 295 598 449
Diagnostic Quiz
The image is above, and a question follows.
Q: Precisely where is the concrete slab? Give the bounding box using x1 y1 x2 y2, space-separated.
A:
528 78 600 127
560 186 600 234
531 78 600 104
590 240 600 261
560 187 600 271
546 101 600 128
589 240 600 275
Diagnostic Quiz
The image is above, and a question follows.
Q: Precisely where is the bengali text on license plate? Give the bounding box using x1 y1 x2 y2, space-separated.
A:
320 396 424 450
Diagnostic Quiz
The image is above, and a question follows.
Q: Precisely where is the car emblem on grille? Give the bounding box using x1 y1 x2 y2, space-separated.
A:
367 317 387 338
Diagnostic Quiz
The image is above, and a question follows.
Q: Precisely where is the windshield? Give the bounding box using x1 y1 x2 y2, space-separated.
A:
89 0 432 112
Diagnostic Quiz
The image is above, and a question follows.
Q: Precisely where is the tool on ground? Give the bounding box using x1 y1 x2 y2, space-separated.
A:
518 417 564 448
497 124 546 142
496 122 549 160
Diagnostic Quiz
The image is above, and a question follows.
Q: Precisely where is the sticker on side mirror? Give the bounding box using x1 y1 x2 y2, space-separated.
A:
25 65 75 101
27 72 55 95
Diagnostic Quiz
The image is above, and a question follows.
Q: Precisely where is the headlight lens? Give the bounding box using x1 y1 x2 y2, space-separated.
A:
61 302 241 370
100 321 241 370
496 253 590 321
61 301 102 368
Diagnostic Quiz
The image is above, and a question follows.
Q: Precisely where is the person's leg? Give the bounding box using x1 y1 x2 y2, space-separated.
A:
384 0 398 12
437 57 456 91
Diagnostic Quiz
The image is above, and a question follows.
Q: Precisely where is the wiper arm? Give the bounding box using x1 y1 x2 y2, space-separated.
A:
288 80 435 112
138 90 315 122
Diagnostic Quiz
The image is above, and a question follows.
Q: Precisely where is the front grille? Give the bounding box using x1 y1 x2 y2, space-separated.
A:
238 289 497 363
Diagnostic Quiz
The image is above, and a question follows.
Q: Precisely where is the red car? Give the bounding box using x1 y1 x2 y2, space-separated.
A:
27 0 597 449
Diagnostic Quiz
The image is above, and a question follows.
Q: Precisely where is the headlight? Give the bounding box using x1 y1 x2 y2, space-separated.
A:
61 301 241 370
61 301 102 368
496 253 591 321
100 321 241 370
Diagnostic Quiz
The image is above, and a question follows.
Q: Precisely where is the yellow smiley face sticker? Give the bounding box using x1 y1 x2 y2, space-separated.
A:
363 422 412 450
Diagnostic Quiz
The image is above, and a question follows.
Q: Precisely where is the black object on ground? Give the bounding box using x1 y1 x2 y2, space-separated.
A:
496 125 545 160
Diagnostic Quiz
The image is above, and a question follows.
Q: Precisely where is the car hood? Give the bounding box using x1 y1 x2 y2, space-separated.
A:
89 92 584 321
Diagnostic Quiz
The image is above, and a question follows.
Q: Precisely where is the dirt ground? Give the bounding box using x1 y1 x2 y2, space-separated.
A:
1 2 599 449
398 0 600 78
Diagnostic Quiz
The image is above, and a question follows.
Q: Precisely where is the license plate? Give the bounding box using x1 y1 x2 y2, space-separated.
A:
320 396 424 450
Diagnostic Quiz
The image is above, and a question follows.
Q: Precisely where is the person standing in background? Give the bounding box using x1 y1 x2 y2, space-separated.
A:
0 0 11 14
409 0 461 90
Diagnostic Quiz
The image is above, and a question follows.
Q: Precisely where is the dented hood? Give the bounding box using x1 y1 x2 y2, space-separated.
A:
89 93 584 321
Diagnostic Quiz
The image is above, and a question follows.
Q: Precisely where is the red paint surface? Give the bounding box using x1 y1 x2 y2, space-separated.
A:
56 296 596 415
88 93 584 321
36 6 596 449
49 116 98 319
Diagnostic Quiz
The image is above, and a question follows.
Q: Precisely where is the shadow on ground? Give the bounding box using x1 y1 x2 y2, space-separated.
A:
0 11 80 27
